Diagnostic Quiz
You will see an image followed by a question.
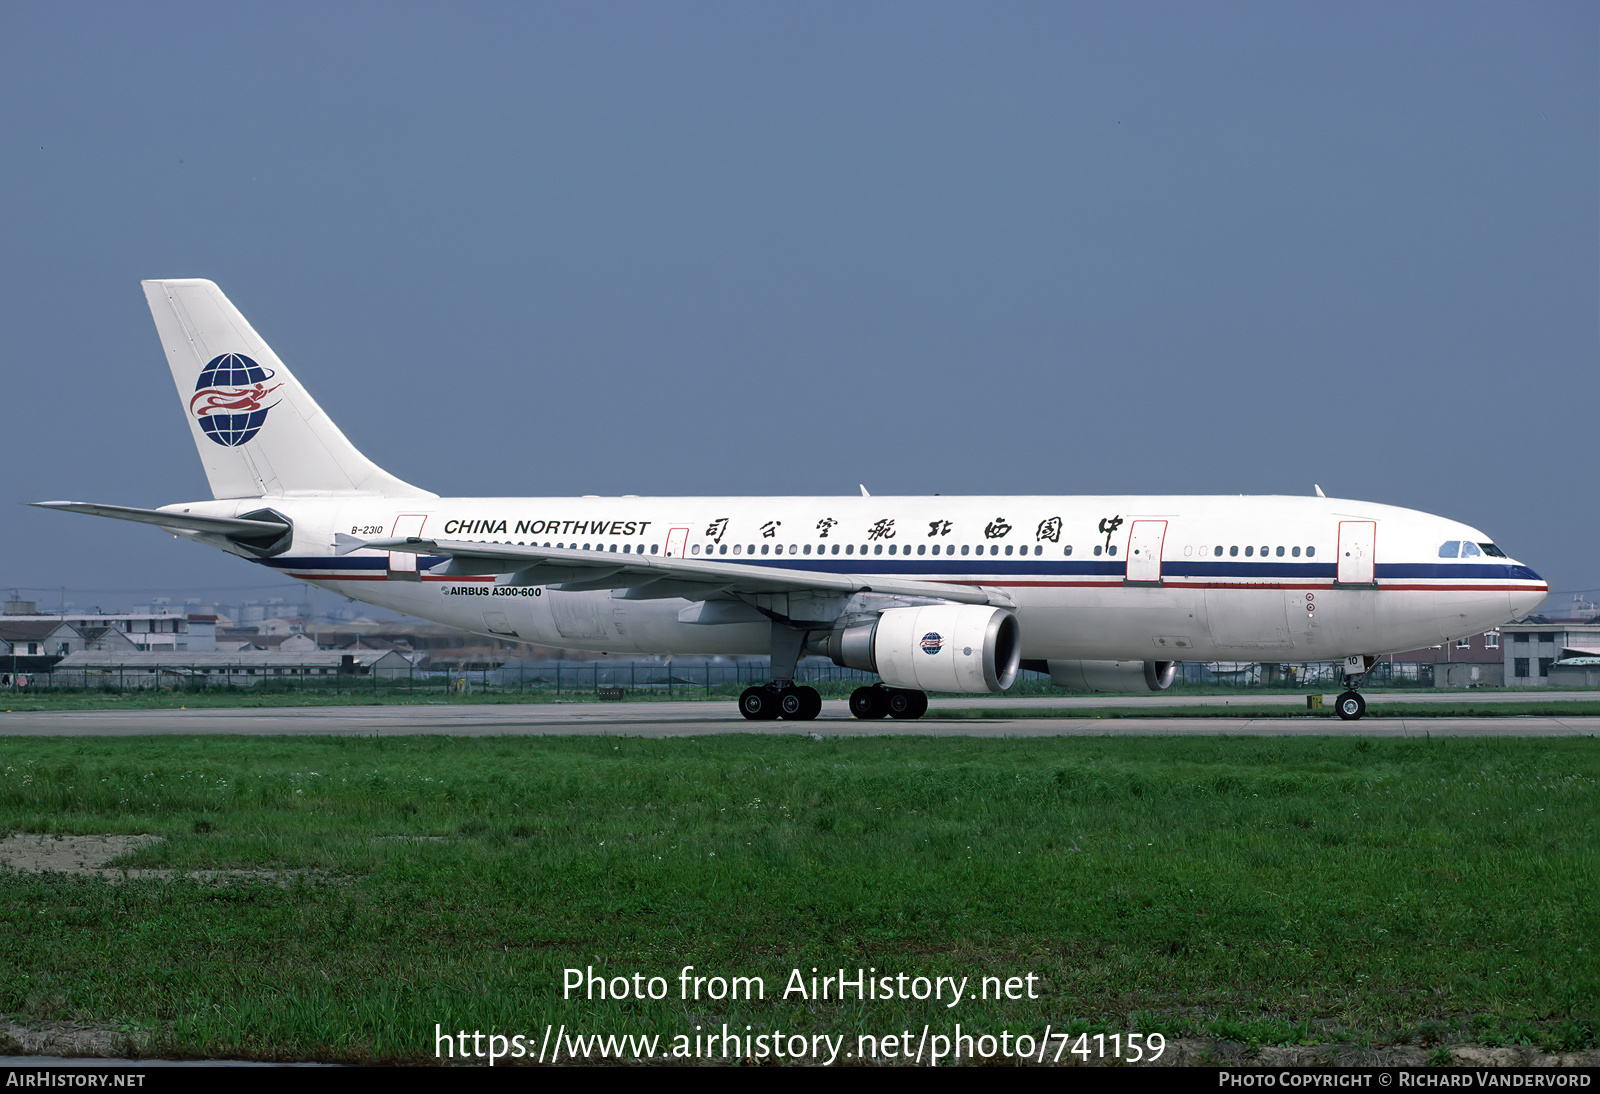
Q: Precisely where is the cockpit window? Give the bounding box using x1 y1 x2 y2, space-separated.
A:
1441 540 1498 559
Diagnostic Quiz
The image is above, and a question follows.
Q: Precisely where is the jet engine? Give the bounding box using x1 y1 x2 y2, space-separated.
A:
1036 659 1177 693
823 605 1020 694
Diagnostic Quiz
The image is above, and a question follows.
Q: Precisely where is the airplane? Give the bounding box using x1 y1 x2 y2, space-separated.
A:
35 280 1548 722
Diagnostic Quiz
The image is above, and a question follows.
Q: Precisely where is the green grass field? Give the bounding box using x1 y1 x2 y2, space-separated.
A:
1 734 1595 1063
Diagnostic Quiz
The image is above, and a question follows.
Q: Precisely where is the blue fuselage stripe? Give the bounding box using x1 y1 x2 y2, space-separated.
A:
259 556 1541 582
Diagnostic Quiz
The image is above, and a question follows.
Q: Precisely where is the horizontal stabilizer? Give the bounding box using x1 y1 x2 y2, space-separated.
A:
32 501 289 539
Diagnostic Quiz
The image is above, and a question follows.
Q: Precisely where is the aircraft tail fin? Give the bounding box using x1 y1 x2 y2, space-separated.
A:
143 279 435 500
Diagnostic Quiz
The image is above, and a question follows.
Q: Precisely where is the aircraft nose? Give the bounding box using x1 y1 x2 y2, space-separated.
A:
1508 564 1548 618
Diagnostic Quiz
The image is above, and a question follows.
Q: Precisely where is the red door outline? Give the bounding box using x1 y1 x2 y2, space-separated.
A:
388 514 429 581
1125 520 1167 585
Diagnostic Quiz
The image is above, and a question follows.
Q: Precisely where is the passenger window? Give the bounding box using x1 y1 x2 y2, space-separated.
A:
803 544 811 555
1229 546 1238 557
733 544 742 555
1004 545 1013 556
960 545 970 556
1292 546 1300 557
874 544 883 555
1107 546 1116 556
1275 546 1284 557
650 545 658 554
1215 545 1223 556
760 544 769 555
991 545 1000 555
845 544 854 555
1306 546 1315 557
691 544 699 555
1064 545 1073 556
917 544 926 556
1094 545 1102 556
1245 546 1253 557
831 544 840 555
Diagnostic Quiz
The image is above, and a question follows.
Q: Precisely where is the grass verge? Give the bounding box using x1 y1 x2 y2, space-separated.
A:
0 734 1595 1063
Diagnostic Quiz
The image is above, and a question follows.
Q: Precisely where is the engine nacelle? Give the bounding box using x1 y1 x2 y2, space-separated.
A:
824 605 1020 694
1042 659 1177 693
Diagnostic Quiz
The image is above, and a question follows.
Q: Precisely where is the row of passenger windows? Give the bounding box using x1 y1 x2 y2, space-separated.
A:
501 540 1318 560
690 542 1057 557
1189 545 1315 558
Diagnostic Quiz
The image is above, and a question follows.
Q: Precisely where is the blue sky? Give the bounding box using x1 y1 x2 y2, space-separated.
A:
2 2 1594 612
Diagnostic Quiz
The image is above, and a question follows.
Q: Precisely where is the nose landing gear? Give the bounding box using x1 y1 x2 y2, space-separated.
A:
1335 690 1367 721
1334 655 1377 721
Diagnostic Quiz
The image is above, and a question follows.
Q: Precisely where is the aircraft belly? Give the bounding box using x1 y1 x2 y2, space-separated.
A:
1014 586 1205 661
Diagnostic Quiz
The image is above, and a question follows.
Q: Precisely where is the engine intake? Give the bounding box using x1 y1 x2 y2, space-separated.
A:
824 605 1020 694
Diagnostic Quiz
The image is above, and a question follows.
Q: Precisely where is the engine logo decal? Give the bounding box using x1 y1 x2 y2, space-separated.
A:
921 632 944 655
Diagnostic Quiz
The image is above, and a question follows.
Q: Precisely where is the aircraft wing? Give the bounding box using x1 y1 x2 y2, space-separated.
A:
353 536 1009 607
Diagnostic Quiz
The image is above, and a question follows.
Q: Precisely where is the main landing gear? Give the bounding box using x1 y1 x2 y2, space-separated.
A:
738 622 823 721
734 621 930 721
739 684 822 721
849 684 928 720
1335 655 1377 721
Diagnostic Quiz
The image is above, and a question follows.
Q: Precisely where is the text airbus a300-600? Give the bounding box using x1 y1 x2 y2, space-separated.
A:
37 281 1546 721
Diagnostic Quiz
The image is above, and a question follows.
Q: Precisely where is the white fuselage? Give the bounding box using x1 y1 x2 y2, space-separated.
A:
178 492 1547 664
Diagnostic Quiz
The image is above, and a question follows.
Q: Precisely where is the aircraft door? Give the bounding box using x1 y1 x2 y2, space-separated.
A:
665 526 690 558
1336 521 1377 586
1125 520 1167 585
388 514 429 581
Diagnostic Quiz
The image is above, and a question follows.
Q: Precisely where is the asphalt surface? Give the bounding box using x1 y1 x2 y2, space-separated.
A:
2 693 1597 737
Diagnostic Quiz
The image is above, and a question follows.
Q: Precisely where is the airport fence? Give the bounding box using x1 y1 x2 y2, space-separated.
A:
8 657 1439 698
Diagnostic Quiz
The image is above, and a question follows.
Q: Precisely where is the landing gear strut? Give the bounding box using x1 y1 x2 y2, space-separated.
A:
738 623 823 721
849 684 928 720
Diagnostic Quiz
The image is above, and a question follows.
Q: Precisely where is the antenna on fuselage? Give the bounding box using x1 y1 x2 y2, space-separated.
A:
1314 484 1326 497
860 485 871 497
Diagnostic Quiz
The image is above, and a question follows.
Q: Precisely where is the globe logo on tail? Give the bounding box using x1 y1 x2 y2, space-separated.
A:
189 354 282 447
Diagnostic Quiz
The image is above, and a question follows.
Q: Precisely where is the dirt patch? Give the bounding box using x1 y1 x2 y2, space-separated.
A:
0 833 331 886
0 1017 150 1058
0 833 157 874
